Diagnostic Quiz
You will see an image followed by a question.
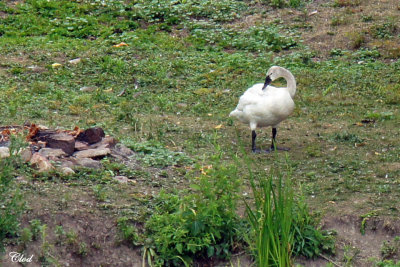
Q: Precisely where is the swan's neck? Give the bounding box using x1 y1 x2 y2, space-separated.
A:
281 69 296 98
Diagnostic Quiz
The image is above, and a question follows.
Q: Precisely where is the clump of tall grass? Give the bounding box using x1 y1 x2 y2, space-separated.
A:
245 168 294 267
243 153 336 266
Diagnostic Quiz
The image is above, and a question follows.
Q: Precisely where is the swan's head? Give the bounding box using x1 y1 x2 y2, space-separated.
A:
266 66 282 82
262 66 280 90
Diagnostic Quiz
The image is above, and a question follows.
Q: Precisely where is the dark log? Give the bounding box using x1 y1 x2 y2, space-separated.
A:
29 129 59 142
77 127 105 144
46 133 75 155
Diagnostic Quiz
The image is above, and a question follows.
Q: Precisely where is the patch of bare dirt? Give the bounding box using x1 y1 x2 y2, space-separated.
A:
236 0 400 58
1 183 142 267
296 215 400 267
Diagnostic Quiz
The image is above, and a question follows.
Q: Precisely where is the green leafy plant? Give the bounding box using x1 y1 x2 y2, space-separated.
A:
333 0 361 7
117 217 140 246
127 141 192 168
343 244 360 266
20 227 33 248
292 198 336 258
0 137 26 251
54 225 66 245
261 0 304 8
372 259 400 267
370 21 397 39
381 237 400 260
360 211 377 235
333 132 364 144
143 152 245 266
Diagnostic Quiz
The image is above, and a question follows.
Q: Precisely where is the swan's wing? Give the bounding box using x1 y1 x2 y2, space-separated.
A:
234 83 265 111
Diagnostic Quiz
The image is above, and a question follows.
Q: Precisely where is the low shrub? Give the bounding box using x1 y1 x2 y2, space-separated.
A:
143 152 245 266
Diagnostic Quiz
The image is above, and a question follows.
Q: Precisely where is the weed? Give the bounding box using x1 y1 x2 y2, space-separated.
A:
92 184 108 202
381 84 400 105
333 0 361 7
370 21 397 39
331 15 350 26
305 144 322 158
19 227 33 248
0 137 25 251
143 152 245 266
245 154 336 265
346 32 365 49
127 140 192 168
38 224 55 264
261 0 305 8
372 259 400 267
117 217 140 246
371 40 400 59
330 48 345 57
78 242 88 257
365 111 394 121
190 23 296 52
333 132 364 144
381 237 400 260
343 245 360 266
362 15 374 22
352 48 380 60
54 225 66 245
292 198 336 258
29 219 43 241
360 211 377 235
66 230 78 246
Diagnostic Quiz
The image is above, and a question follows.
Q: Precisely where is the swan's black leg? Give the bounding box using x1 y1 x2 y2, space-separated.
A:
270 127 290 151
251 130 257 152
271 127 277 150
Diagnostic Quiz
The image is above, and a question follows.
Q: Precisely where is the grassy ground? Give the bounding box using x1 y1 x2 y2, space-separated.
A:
1 0 399 266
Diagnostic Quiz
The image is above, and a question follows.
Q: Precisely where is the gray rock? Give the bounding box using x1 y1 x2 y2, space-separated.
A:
60 167 75 175
176 103 188 108
39 148 67 159
75 141 89 151
110 144 134 159
68 58 81 65
0 147 10 158
30 153 53 172
15 176 29 184
60 160 75 169
113 175 129 184
74 147 110 159
79 86 97 92
19 148 32 162
76 158 103 169
89 136 117 149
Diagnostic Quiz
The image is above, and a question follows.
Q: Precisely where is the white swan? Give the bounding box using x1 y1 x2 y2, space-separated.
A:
229 66 296 153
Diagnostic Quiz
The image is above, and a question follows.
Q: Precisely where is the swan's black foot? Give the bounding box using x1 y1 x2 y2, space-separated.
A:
276 146 290 151
252 148 276 154
265 146 291 153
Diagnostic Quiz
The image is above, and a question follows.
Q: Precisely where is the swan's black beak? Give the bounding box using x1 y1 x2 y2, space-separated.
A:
262 75 272 90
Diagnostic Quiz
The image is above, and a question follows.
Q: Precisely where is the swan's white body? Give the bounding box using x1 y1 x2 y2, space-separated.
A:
229 66 296 151
229 83 294 130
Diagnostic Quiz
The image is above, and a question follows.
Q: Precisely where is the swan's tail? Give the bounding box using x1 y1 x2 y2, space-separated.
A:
229 109 238 118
